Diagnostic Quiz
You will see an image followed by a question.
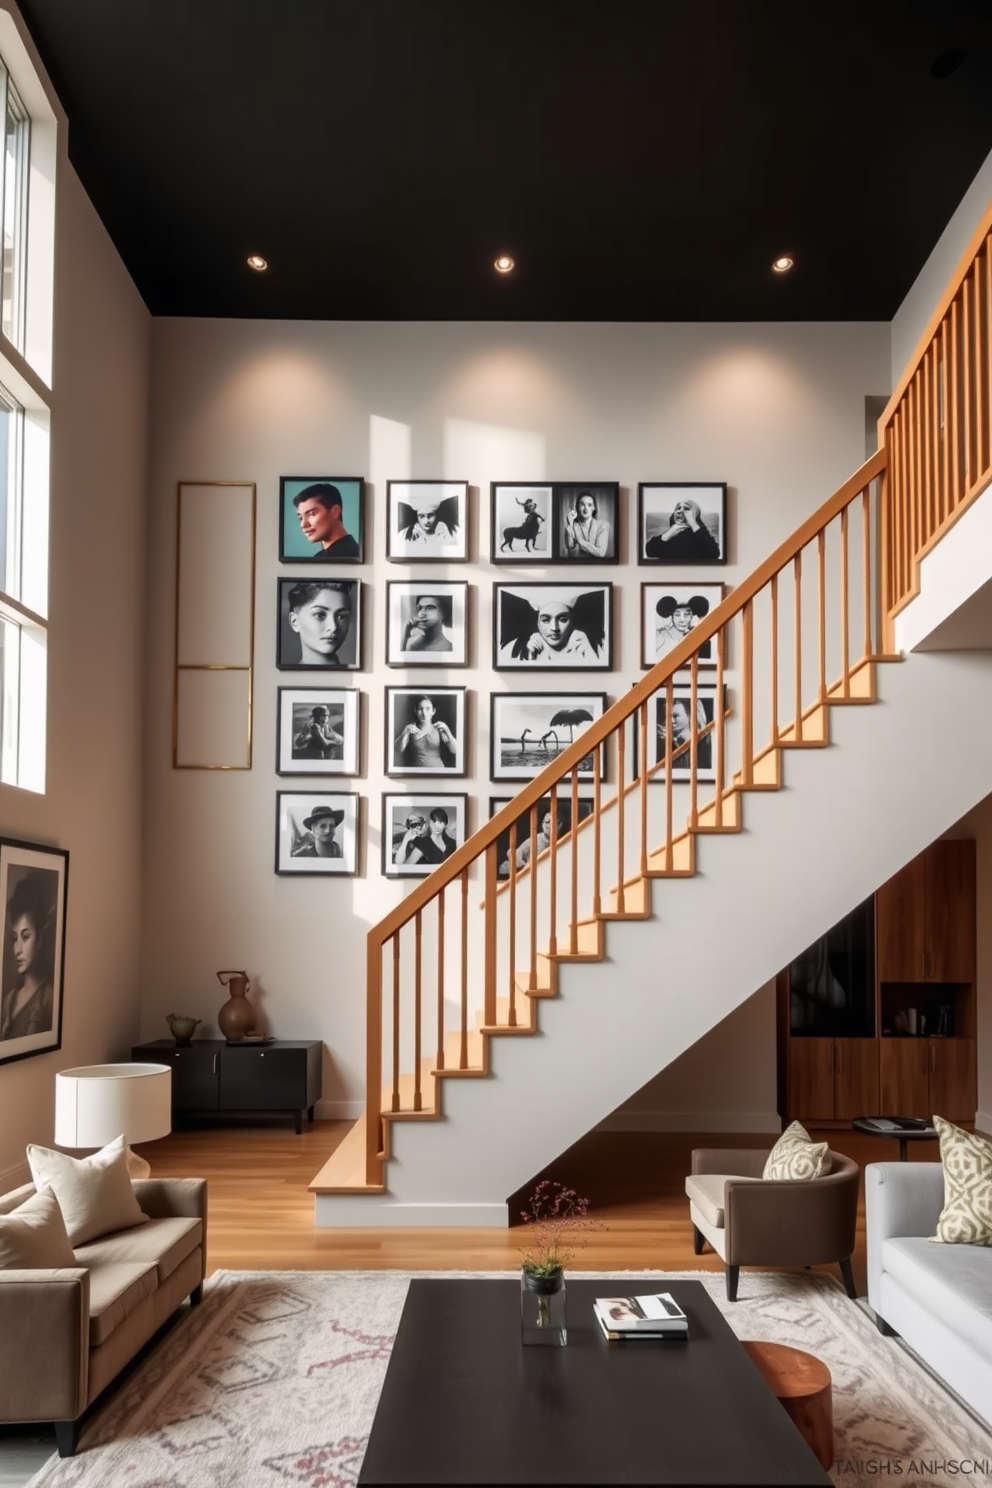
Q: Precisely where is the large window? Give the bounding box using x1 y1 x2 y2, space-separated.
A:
0 69 27 349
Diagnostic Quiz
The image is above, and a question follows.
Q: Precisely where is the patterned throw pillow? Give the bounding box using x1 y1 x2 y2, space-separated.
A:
932 1115 992 1245
762 1120 829 1181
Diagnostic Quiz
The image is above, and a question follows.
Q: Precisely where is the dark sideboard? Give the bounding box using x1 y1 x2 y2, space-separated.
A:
132 1039 322 1133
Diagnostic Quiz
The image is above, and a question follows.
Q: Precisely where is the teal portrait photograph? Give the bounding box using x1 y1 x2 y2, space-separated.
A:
280 476 364 562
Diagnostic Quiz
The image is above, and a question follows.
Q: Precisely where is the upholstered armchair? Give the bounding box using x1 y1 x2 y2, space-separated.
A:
685 1147 859 1301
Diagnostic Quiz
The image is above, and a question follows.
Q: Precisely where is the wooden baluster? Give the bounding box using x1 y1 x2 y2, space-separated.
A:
688 652 700 827
435 892 445 1069
366 935 384 1180
548 783 558 958
616 718 626 912
978 247 989 480
893 407 905 610
949 297 960 520
741 597 754 784
715 623 726 825
985 242 992 480
528 806 538 991
922 342 934 541
769 572 779 748
459 867 469 1068
639 701 648 878
963 270 974 499
592 739 602 917
391 933 401 1112
793 553 803 741
570 768 580 955
816 529 826 703
862 485 873 660
484 843 497 1028
840 504 850 696
413 910 423 1112
508 820 518 1027
940 324 950 529
664 677 674 857
911 371 922 571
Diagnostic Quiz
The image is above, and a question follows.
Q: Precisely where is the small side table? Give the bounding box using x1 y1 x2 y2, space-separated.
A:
742 1339 833 1469
851 1117 938 1162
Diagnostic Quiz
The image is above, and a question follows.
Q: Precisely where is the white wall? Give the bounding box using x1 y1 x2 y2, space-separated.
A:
142 317 890 1117
0 165 151 1183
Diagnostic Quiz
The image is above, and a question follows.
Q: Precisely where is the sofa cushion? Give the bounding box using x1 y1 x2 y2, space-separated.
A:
26 1136 149 1247
75 1216 201 1286
881 1235 992 1358
87 1261 159 1348
932 1116 992 1245
762 1120 828 1181
0 1188 76 1269
685 1172 759 1229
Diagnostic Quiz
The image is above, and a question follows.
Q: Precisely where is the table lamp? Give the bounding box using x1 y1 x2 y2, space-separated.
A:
55 1063 172 1179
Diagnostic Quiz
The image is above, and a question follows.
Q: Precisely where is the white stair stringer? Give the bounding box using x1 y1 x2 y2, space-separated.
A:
315 648 992 1226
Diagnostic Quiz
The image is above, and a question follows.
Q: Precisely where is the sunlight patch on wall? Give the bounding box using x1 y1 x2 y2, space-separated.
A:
369 414 411 492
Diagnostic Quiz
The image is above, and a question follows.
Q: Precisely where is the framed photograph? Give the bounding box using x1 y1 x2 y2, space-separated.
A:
640 683 719 782
490 692 607 782
490 796 594 880
382 793 468 877
386 581 469 667
640 583 724 669
276 687 360 776
493 582 612 670
552 483 619 562
385 686 467 777
638 483 727 565
491 484 552 562
275 792 359 874
279 477 364 563
0 838 69 1067
277 578 362 670
386 480 468 562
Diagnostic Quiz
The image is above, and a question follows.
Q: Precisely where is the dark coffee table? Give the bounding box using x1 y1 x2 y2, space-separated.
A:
358 1277 832 1485
852 1116 939 1161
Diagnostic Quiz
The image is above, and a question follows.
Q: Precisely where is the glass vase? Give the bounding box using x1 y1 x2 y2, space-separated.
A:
521 1268 567 1346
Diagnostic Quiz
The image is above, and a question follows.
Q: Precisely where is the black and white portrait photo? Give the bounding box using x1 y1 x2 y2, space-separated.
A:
493 583 612 670
647 685 718 782
386 481 467 561
0 838 68 1066
382 794 468 877
275 792 359 875
490 692 606 782
553 484 618 562
490 796 594 880
276 687 360 776
491 484 552 561
386 582 468 667
386 687 467 777
640 583 724 669
277 578 361 670
638 483 727 566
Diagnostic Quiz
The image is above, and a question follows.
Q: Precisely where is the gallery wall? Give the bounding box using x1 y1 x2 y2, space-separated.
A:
141 315 893 1122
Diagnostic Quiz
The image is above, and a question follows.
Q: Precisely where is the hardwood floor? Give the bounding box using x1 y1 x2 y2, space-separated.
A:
134 1119 942 1293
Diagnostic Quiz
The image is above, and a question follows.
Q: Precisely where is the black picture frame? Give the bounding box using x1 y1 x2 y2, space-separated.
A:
275 791 359 875
0 837 69 1066
490 796 595 881
276 687 361 776
491 482 619 563
382 793 468 878
637 483 727 565
640 582 725 669
385 686 468 777
636 683 720 783
489 692 607 782
493 582 612 671
386 581 469 667
279 476 364 563
277 578 362 671
386 480 468 562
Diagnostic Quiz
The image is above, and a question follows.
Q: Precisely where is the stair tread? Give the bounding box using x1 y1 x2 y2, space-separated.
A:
309 1117 384 1194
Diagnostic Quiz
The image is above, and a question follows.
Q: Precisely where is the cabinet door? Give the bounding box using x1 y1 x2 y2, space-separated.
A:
876 856 927 981
220 1046 304 1110
879 1039 928 1116
788 1039 835 1122
928 1038 976 1124
833 1038 879 1119
926 841 976 982
161 1046 219 1111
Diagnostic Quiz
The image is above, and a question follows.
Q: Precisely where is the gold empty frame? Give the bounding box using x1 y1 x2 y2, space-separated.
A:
173 481 256 769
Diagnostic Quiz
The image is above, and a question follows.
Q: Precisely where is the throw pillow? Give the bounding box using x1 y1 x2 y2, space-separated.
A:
26 1134 148 1248
762 1120 829 1181
0 1187 76 1268
932 1115 992 1245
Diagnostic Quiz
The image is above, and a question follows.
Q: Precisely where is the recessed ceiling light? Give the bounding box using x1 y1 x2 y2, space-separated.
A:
494 254 515 274
246 254 268 272
772 255 794 274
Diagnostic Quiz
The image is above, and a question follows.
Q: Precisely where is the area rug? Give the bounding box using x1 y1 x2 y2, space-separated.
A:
25 1269 992 1488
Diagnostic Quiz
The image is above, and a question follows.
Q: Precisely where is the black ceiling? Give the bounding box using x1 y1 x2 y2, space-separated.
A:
15 0 992 321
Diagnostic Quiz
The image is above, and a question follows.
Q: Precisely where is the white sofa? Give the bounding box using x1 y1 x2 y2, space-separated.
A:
865 1161 992 1429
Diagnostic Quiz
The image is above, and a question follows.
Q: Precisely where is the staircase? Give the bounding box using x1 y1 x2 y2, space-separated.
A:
312 200 992 1227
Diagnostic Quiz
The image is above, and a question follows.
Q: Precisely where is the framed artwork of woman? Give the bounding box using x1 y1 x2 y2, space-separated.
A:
385 687 467 777
0 838 69 1067
638 483 727 566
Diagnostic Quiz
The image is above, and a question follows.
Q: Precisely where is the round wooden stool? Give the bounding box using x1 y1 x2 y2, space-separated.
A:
742 1339 833 1469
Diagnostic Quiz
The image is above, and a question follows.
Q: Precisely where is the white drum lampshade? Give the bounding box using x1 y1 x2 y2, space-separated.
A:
55 1064 172 1179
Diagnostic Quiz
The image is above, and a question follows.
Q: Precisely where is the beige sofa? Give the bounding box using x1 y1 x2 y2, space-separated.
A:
0 1176 207 1456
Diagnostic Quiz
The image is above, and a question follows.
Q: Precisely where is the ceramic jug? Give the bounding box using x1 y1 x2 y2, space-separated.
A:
216 969 257 1041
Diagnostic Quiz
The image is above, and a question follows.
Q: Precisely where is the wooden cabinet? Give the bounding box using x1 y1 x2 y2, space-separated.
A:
879 1037 976 1124
876 840 975 984
133 1039 322 1133
788 1038 878 1123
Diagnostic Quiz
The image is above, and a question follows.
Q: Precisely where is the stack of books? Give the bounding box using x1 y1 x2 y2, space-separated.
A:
593 1291 689 1341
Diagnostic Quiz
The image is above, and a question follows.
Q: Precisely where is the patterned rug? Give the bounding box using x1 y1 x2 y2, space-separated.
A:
24 1269 992 1488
